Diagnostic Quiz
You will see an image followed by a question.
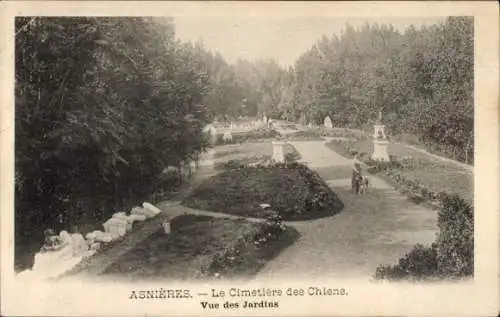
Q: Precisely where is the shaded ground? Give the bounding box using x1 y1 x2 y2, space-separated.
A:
255 141 439 279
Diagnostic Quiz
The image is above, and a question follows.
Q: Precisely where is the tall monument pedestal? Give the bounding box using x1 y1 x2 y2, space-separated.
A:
371 123 390 162
272 141 286 163
372 139 390 161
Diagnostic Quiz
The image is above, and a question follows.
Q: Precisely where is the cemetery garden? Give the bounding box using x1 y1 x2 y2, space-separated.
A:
14 17 473 283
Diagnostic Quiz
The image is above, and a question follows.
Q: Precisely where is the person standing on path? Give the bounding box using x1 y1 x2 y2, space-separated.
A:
351 152 370 194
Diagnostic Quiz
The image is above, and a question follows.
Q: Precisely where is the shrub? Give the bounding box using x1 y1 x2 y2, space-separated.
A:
284 144 302 162
374 195 473 281
436 194 474 278
215 128 281 145
374 244 439 281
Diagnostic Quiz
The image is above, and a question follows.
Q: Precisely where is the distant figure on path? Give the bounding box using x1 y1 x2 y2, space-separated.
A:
351 152 371 194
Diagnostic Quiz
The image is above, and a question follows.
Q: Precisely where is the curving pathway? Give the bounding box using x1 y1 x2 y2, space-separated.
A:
254 140 439 280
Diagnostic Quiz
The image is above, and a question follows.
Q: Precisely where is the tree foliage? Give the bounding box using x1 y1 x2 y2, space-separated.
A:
200 18 473 163
15 17 211 249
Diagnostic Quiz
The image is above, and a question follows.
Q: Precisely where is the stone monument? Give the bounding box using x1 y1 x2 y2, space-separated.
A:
324 116 333 129
201 124 217 166
272 140 286 163
223 131 233 142
371 111 390 161
202 124 217 146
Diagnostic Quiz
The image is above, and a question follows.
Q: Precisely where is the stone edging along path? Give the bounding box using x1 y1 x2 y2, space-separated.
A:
62 203 267 279
59 164 218 279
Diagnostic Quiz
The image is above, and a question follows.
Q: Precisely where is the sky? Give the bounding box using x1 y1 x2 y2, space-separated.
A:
173 17 446 67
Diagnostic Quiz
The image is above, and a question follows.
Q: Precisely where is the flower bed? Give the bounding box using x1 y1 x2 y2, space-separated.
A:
284 128 363 141
183 162 344 221
214 143 301 171
101 214 300 280
215 128 281 145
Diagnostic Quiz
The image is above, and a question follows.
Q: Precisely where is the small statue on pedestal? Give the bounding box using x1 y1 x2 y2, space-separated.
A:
371 109 390 161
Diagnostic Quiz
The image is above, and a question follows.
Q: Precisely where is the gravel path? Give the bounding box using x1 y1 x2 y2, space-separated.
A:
254 140 439 280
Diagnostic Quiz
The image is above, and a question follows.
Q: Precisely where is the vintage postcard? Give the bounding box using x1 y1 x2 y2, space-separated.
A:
1 1 499 316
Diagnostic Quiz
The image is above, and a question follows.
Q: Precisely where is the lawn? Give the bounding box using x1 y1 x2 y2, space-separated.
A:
183 163 344 221
101 214 300 281
326 139 473 202
215 128 281 145
214 142 301 170
283 128 364 141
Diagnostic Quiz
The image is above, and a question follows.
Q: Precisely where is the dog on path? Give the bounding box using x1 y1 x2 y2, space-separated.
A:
358 176 370 194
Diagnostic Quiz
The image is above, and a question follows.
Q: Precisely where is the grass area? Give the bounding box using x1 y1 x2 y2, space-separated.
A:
183 163 344 221
326 139 473 202
392 133 474 165
215 128 281 145
101 214 300 281
213 142 271 168
214 142 301 170
283 128 365 141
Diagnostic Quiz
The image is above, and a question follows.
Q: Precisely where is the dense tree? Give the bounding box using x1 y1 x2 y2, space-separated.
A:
274 17 473 163
15 17 211 264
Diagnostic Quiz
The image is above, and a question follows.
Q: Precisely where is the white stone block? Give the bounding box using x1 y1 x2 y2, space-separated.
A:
85 231 97 241
94 232 113 243
103 218 128 237
162 220 171 234
142 202 162 216
324 116 333 128
90 242 101 251
59 231 72 246
223 132 233 142
129 214 147 222
32 243 82 279
131 206 144 215
112 212 127 219
71 233 88 256
113 213 134 230
272 141 286 163
131 206 154 218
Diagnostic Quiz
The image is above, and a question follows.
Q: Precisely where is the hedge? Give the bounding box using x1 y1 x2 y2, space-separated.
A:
215 128 281 145
374 194 473 281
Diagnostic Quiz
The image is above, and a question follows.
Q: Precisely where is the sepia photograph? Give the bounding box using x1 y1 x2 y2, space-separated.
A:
1 1 498 316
